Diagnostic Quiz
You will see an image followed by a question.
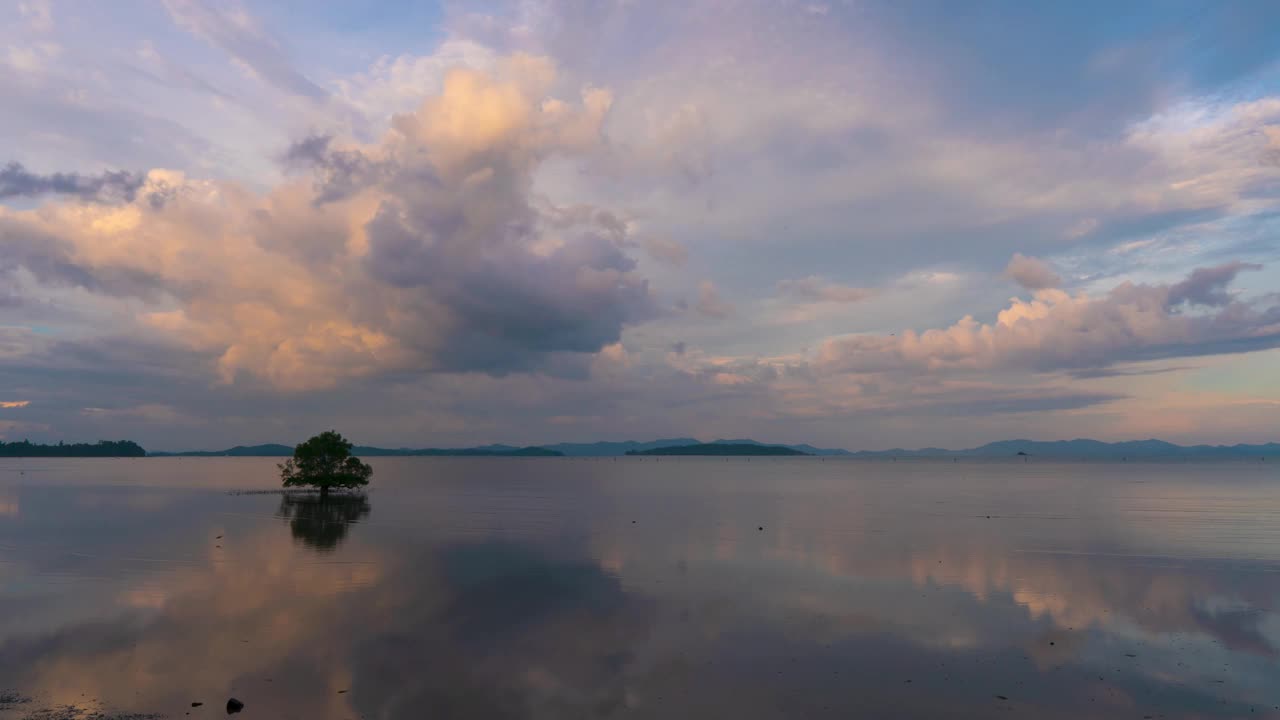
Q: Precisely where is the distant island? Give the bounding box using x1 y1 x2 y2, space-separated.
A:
5 437 1275 459
0 440 146 458
149 444 563 458
627 443 807 456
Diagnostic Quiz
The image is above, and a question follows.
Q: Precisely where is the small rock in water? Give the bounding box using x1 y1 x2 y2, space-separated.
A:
226 697 244 714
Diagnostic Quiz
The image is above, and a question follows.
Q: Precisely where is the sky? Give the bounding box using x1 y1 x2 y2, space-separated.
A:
1 0 1278 451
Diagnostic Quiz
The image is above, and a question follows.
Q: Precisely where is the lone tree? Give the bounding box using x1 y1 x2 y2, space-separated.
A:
279 430 372 501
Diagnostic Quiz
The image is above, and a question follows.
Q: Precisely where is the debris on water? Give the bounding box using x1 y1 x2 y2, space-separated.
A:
1125 653 1137 658
758 526 763 531
996 695 1008 701
337 690 348 694
192 701 204 707
226 697 244 714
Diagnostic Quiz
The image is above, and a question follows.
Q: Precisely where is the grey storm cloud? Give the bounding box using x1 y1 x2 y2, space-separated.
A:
282 135 385 204
1166 261 1262 308
0 162 145 203
363 198 656 374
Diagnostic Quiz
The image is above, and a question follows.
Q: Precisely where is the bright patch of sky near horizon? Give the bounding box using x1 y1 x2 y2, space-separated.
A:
0 0 1277 451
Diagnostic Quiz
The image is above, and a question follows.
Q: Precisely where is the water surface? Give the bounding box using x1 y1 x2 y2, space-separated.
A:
1 458 1278 718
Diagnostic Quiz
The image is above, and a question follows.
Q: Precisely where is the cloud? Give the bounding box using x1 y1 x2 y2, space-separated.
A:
81 404 187 423
641 235 687 267
694 280 733 319
1167 261 1262 308
17 0 53 32
777 276 876 303
0 162 145 203
815 262 1280 375
333 39 498 126
1066 366 1191 380
131 40 236 103
1 57 656 391
280 134 385 204
162 0 327 100
1003 253 1061 290
0 400 30 408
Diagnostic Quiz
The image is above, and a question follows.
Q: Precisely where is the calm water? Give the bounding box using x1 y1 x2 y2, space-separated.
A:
1 458 1279 719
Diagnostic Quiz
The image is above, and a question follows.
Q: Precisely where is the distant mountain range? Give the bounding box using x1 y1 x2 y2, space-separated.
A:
146 437 1279 458
543 438 851 456
627 443 807 456
844 438 1280 459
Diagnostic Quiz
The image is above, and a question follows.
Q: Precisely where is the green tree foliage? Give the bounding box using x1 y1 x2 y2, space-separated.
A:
279 430 372 500
0 440 146 457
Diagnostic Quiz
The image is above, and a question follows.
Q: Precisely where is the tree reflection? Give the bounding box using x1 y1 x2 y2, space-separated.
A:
277 492 371 552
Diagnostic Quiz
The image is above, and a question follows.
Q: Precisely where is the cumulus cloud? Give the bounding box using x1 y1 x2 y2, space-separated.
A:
815 262 1279 375
0 162 145 202
1003 253 1061 290
777 276 876 303
333 39 498 125
0 56 656 390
